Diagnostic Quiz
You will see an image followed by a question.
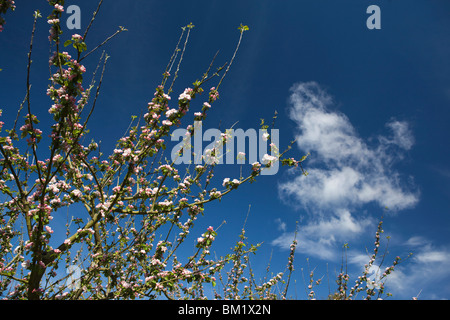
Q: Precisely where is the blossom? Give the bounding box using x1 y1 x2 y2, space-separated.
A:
72 189 82 198
261 154 277 166
158 200 173 207
178 88 192 101
47 18 60 24
123 148 132 157
209 87 219 101
48 184 60 194
222 178 230 187
151 258 163 266
251 161 261 172
45 226 54 234
71 33 83 41
165 108 178 118
262 132 270 141
209 190 222 198
24 241 33 250
54 4 64 12
182 269 192 277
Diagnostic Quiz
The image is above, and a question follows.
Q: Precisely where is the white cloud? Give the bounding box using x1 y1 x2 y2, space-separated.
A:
271 231 337 261
271 210 374 261
281 81 419 212
274 218 287 232
414 249 450 264
383 120 415 150
404 236 430 247
273 81 420 262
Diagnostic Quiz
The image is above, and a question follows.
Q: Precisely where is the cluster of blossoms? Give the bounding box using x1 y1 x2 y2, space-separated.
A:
222 178 240 189
0 0 15 32
196 226 216 249
46 47 89 155
261 153 277 167
46 1 65 42
209 87 219 102
18 114 42 146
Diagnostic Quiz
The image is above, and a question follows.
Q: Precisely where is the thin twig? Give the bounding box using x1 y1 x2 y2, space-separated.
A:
82 0 104 44
80 26 127 62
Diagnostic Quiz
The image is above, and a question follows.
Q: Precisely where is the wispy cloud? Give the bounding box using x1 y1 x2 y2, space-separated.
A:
272 81 419 261
386 241 450 299
272 210 373 261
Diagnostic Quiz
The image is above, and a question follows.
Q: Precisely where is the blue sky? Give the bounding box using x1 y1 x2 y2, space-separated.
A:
1 0 450 299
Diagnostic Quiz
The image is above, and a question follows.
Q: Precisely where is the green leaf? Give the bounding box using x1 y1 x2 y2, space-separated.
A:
238 24 249 32
64 39 72 47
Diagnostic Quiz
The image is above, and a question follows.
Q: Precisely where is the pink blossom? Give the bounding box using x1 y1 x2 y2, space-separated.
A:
47 18 60 24
54 4 64 12
165 108 178 117
72 189 82 198
71 34 83 40
178 88 192 101
262 154 277 166
122 148 132 157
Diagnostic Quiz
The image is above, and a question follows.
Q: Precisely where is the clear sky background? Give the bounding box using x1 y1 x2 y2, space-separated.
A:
1 0 450 299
